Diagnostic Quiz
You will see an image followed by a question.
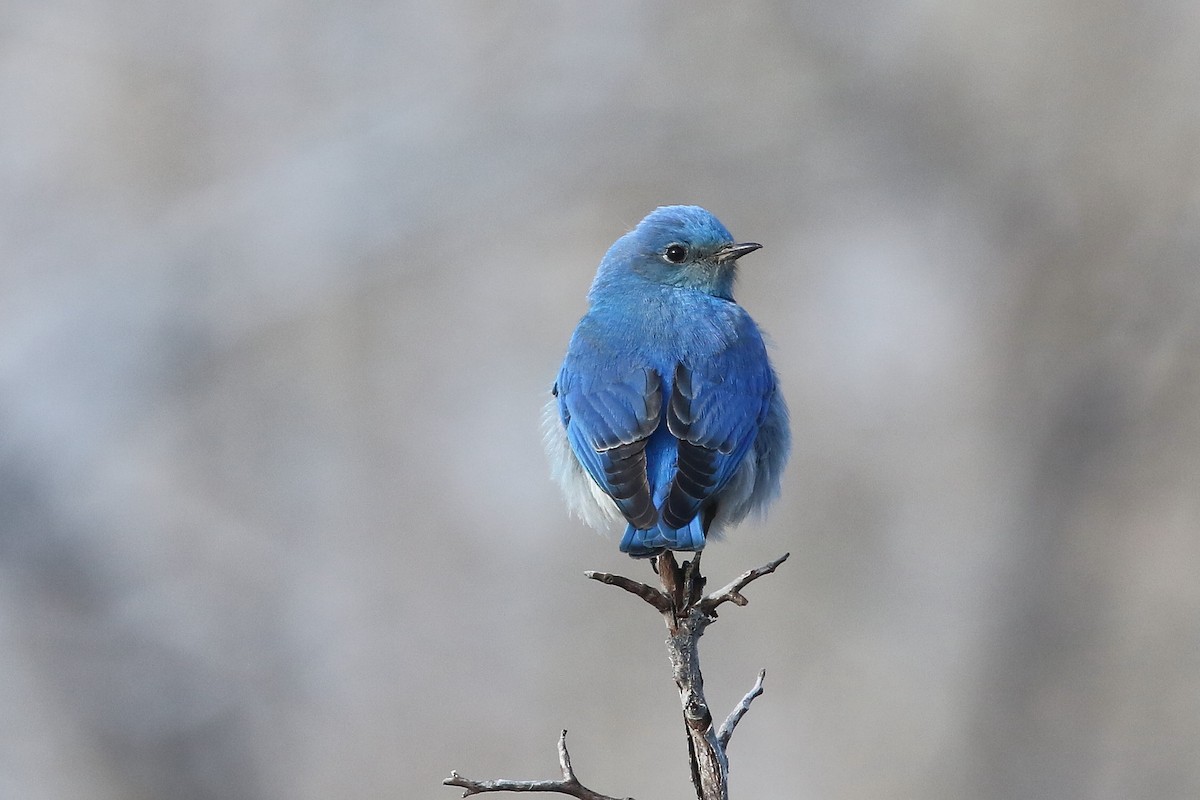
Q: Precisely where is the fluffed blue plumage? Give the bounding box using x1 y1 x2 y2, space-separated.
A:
545 206 789 557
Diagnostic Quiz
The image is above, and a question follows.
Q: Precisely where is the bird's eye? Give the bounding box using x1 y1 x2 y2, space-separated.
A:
664 244 688 263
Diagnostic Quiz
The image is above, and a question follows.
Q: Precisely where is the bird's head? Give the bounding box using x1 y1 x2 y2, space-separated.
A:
597 206 761 301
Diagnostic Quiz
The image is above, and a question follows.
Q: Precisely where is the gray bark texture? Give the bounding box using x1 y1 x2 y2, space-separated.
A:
445 552 788 800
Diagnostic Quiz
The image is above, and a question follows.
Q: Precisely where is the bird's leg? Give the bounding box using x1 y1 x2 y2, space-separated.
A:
656 551 685 627
681 552 706 611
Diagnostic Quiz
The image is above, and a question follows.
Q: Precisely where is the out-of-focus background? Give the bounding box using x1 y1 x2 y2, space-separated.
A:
3 2 1198 799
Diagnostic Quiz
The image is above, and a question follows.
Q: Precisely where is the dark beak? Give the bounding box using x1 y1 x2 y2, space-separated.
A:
714 242 763 264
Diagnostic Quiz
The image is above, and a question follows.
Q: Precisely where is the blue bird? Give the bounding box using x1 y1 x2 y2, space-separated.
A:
545 206 790 557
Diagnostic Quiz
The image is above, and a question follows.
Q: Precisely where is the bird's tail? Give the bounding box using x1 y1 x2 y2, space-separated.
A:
619 517 706 558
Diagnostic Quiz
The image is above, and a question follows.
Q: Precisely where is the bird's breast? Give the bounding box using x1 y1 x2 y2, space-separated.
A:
601 289 744 359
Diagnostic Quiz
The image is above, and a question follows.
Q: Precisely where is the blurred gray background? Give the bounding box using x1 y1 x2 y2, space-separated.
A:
3 2 1199 799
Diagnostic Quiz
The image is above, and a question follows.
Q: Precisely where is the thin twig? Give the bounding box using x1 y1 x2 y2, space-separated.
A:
451 554 790 800
585 553 790 799
699 553 790 614
444 730 632 800
556 729 575 781
585 570 671 613
717 669 766 748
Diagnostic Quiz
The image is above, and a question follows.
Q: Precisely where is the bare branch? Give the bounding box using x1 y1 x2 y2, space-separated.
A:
444 731 632 800
585 570 671 613
698 553 790 614
445 554 789 800
660 555 787 799
717 670 766 748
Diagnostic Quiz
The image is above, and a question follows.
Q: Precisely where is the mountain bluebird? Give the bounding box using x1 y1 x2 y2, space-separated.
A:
545 206 789 557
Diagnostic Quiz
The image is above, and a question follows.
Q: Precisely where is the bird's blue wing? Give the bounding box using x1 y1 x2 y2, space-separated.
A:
555 357 663 530
661 335 776 530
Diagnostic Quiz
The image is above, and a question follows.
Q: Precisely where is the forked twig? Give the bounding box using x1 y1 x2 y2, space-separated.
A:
446 552 789 800
588 552 788 799
444 730 631 800
699 552 790 614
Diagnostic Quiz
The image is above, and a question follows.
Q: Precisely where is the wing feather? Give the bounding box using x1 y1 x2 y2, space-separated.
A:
661 343 775 531
558 363 662 530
